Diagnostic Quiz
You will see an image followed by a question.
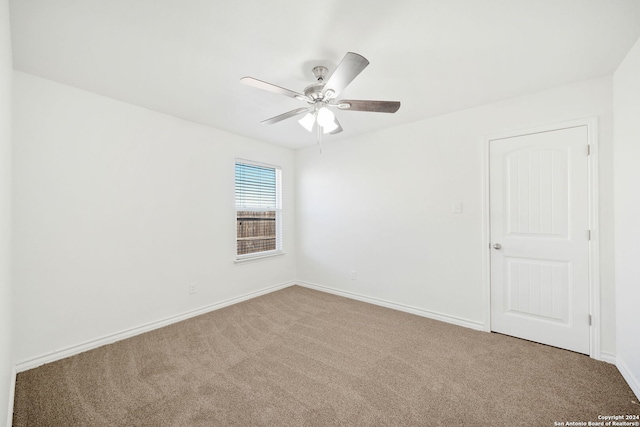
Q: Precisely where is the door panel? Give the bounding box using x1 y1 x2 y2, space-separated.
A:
490 126 590 354
506 258 569 323
506 148 568 237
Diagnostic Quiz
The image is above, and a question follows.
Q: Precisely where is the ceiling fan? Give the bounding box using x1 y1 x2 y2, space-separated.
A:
241 52 400 136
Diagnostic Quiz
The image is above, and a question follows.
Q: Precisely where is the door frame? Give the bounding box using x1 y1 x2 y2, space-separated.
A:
481 117 600 359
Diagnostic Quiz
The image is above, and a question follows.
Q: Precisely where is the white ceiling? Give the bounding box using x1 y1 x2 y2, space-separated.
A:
9 0 640 149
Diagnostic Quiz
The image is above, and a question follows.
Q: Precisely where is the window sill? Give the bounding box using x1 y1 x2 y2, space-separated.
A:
234 251 285 264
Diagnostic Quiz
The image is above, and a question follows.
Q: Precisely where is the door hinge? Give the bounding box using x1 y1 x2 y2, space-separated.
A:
588 314 592 326
587 145 591 156
588 230 592 240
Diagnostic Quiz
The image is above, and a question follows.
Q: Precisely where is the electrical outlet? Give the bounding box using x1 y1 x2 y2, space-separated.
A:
349 271 357 281
189 282 197 295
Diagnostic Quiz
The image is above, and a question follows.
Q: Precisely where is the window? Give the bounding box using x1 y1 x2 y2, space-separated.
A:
235 160 282 259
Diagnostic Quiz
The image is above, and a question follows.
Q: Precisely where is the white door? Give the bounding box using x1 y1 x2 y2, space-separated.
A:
489 125 590 354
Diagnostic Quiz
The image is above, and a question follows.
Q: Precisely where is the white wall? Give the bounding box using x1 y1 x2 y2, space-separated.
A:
0 0 12 425
613 37 640 398
12 72 296 365
296 77 616 355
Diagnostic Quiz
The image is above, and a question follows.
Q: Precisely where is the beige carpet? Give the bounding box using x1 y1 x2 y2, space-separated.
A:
13 286 639 426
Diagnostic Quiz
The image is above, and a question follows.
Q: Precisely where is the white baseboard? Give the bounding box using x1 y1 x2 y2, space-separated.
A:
599 351 616 365
617 356 640 401
6 365 15 427
16 281 296 373
297 281 485 332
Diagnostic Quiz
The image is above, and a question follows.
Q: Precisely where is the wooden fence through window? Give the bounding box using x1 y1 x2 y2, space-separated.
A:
237 211 276 255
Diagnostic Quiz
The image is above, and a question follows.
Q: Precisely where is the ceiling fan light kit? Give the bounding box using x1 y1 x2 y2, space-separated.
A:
241 52 401 141
298 105 338 134
298 112 316 132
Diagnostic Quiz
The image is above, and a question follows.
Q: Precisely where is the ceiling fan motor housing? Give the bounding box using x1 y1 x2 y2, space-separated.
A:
304 83 325 101
303 66 329 101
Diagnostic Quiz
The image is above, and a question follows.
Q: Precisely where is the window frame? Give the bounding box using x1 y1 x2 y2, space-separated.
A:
234 158 283 262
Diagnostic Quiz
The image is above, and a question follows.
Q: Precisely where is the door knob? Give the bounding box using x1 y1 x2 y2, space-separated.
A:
493 243 502 250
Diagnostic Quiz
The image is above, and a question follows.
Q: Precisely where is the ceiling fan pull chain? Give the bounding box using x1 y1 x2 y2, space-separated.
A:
317 122 322 153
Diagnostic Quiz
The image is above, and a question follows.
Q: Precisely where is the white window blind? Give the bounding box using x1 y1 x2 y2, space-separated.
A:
235 160 282 258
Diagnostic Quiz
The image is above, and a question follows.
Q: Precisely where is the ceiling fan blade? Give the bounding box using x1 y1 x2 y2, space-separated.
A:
336 100 400 113
322 52 369 98
241 77 310 101
260 107 311 125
